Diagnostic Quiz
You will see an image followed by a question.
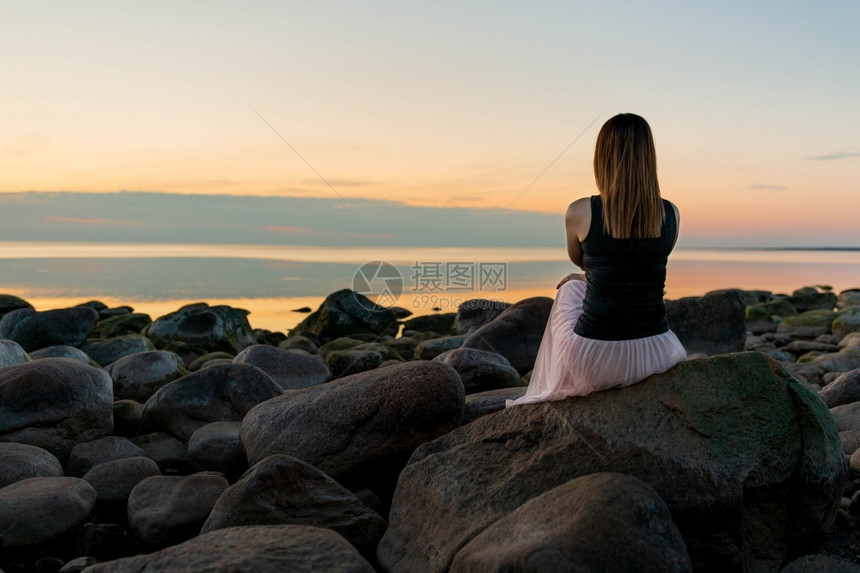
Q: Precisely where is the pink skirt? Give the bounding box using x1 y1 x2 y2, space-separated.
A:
506 279 687 407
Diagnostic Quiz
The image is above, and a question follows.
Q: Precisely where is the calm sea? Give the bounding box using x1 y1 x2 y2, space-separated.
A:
0 242 858 332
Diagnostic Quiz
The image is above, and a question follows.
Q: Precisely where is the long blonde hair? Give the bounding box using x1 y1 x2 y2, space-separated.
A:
593 113 663 238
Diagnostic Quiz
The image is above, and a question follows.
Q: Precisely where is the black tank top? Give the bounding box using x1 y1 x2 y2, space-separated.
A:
573 195 677 341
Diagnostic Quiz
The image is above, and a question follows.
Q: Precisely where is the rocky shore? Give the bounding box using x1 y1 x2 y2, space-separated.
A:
1 285 860 572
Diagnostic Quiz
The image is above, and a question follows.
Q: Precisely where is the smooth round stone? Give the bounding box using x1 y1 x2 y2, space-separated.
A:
0 443 63 488
0 477 97 547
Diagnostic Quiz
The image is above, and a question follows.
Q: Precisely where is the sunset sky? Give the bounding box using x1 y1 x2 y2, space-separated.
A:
2 1 858 247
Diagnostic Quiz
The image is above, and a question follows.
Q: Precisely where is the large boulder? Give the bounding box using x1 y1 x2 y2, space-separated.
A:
0 293 33 320
107 350 187 402
143 303 256 353
0 338 29 367
28 345 93 365
81 334 155 366
449 472 692 572
0 307 99 352
127 473 229 545
0 443 63 488
0 477 96 547
461 297 553 375
83 524 375 572
377 353 847 573
463 387 528 424
432 347 520 393
142 363 282 441
291 289 400 344
233 344 330 390
241 361 464 491
665 291 746 355
0 358 113 463
201 454 387 558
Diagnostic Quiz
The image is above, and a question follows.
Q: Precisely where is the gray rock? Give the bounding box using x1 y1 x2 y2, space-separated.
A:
68 436 149 478
462 297 554 375
831 402 860 432
127 474 228 545
820 370 860 408
450 472 691 573
0 293 33 319
28 345 93 365
840 430 860 456
325 343 404 377
453 298 511 335
745 299 798 334
778 310 838 338
143 303 255 353
200 454 386 558
81 334 155 367
82 456 161 504
107 350 187 402
414 334 469 360
0 338 29 368
90 313 152 339
0 443 63 488
188 350 235 371
787 289 838 313
241 361 464 488
290 289 399 344
433 347 521 393
0 358 113 463
131 432 190 474
463 387 527 424
833 308 860 339
188 422 247 478
82 524 375 572
812 348 860 374
278 335 318 354
665 291 746 355
401 313 456 335
113 399 144 437
233 344 330 390
837 290 860 310
0 477 96 547
142 363 282 441
59 556 99 573
783 340 841 357
841 333 860 349
377 353 846 573
0 306 99 352
781 553 860 572
783 362 826 386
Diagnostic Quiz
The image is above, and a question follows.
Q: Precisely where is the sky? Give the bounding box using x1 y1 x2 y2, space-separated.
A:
2 0 858 248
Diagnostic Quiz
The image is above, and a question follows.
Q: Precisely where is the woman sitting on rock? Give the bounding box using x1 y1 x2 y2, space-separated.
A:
507 113 686 406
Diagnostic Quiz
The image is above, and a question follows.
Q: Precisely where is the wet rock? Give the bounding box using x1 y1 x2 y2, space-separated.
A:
0 477 96 547
0 443 63 488
200 454 387 558
127 474 228 545
0 339 29 368
0 358 113 463
83 524 374 572
291 289 399 344
449 472 691 573
142 363 282 441
81 334 155 367
68 436 148 478
665 291 746 355
0 307 99 352
107 350 187 402
143 303 255 353
432 347 520 393
462 297 554 374
233 344 330 390
378 353 846 573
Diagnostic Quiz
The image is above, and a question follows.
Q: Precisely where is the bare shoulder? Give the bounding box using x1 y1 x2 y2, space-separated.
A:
565 196 592 241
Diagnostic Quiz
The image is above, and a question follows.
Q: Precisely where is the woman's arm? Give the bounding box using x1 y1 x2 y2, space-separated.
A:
565 198 590 269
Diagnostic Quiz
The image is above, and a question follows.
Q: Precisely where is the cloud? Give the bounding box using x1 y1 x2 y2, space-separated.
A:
45 216 143 225
748 184 788 191
807 152 860 161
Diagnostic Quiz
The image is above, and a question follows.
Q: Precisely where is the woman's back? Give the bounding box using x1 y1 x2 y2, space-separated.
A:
574 195 677 341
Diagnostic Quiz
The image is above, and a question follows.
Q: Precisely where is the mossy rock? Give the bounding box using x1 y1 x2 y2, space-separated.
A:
833 308 860 339
92 313 153 338
777 310 838 337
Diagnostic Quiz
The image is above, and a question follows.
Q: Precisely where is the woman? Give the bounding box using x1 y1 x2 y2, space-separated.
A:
507 113 686 406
